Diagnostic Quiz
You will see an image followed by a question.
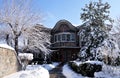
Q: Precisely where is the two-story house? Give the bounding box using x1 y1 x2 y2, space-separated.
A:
50 20 80 62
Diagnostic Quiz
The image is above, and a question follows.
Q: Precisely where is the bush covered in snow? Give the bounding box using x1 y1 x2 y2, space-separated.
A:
63 63 120 78
96 34 120 65
63 64 83 78
18 53 33 61
18 53 33 70
68 61 80 73
68 61 103 77
95 64 120 78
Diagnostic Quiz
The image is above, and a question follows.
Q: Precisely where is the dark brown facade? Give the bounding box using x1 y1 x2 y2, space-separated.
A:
50 20 80 62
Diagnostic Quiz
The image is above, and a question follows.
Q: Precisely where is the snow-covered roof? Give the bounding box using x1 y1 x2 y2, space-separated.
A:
0 44 14 50
34 24 51 32
52 19 77 33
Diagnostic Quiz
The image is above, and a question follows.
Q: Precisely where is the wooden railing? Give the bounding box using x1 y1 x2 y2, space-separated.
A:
51 42 78 48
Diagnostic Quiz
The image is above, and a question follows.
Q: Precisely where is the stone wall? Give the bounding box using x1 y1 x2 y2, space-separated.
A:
0 47 21 78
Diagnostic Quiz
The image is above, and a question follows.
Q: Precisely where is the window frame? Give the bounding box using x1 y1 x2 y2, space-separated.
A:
54 32 76 43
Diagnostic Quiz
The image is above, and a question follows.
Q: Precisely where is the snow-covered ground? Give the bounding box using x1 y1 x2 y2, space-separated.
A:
63 64 84 78
4 65 49 78
72 60 103 66
3 62 59 78
95 64 120 78
63 63 120 78
42 62 59 70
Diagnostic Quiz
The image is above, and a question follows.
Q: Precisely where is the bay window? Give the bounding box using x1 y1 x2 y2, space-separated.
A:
54 33 75 42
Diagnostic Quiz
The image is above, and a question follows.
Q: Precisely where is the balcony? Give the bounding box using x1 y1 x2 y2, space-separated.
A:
51 42 79 49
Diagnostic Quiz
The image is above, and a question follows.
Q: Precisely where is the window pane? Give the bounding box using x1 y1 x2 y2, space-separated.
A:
55 35 58 42
71 34 75 41
62 34 65 41
54 35 57 42
58 35 60 41
67 34 70 41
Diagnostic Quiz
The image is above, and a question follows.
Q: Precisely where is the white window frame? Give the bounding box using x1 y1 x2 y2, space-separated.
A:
54 32 76 43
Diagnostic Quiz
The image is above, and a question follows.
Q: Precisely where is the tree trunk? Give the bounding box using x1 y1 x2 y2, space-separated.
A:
6 34 9 45
15 36 18 55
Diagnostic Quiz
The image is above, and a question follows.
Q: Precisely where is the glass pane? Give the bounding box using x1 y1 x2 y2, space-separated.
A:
62 34 66 41
67 34 70 41
71 34 75 41
54 35 57 42
58 35 60 41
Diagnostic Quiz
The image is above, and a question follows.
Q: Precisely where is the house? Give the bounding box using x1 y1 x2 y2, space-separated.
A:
50 20 80 62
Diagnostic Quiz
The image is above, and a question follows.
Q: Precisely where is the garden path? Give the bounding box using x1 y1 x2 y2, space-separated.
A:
49 63 66 78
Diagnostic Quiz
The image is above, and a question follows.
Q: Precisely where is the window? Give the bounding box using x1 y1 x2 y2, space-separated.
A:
58 35 61 41
62 34 66 41
54 33 75 42
54 35 57 42
67 34 70 41
71 34 75 41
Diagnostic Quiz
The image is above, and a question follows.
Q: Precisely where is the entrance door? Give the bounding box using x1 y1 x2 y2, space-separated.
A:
60 49 73 62
62 51 71 62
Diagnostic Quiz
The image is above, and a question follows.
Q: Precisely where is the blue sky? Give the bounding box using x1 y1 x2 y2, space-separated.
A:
31 0 120 28
0 0 120 28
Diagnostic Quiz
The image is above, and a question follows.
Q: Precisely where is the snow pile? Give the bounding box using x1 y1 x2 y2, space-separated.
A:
72 60 103 66
42 62 59 70
63 64 84 78
4 65 49 78
18 53 33 60
85 60 103 65
0 44 14 50
72 61 82 66
95 64 120 78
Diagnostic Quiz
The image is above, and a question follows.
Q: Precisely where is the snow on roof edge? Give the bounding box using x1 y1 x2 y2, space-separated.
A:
0 44 14 50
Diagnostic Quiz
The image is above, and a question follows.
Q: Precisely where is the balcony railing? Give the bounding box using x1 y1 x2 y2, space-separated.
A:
51 42 79 48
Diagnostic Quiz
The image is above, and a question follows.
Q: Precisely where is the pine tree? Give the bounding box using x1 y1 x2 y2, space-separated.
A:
80 0 113 31
78 0 113 61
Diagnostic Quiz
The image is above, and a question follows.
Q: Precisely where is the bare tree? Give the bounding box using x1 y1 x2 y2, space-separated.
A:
0 0 43 55
0 25 13 45
24 24 51 55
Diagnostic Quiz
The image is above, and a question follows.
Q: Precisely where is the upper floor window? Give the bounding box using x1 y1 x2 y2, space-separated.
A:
71 34 75 41
58 35 61 41
67 34 70 41
55 35 57 42
62 34 66 41
54 33 75 42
